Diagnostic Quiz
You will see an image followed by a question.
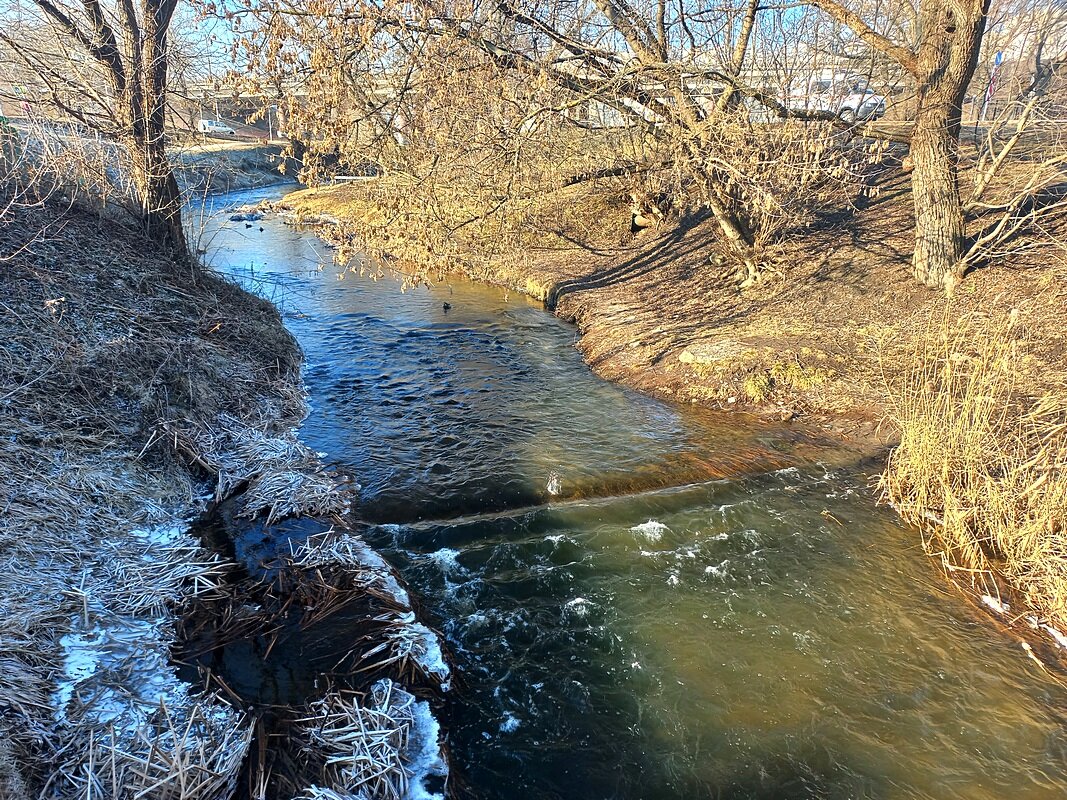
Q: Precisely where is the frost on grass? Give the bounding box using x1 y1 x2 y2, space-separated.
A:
294 679 448 800
176 412 353 524
364 612 452 691
40 518 250 799
291 530 412 608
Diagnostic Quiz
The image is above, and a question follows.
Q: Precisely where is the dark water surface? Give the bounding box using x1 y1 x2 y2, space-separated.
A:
199 187 1067 800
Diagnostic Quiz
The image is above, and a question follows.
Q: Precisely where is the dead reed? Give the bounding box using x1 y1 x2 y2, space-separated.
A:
293 680 445 800
881 308 1067 627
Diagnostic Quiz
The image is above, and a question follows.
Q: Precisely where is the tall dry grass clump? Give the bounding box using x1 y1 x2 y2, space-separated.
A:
881 309 1067 626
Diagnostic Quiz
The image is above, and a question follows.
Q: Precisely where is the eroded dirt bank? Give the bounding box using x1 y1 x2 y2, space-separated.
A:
173 142 296 195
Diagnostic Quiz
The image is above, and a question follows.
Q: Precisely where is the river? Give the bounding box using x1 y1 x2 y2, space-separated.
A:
198 186 1067 800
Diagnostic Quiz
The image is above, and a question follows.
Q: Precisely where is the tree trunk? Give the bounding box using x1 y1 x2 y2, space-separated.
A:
130 141 188 256
909 1 990 292
910 104 966 290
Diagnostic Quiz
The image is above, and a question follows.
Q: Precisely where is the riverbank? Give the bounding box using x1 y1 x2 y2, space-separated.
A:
172 141 295 195
272 168 1067 646
0 199 447 797
276 167 1067 442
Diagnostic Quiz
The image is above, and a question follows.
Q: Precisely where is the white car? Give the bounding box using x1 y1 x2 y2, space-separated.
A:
197 119 236 136
790 76 887 123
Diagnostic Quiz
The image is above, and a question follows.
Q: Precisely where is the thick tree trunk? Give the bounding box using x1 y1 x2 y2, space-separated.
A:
129 141 188 256
908 1 990 292
910 104 966 290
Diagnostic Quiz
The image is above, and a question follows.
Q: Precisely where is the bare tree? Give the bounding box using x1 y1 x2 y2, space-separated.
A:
0 0 187 255
223 0 874 284
794 1 992 292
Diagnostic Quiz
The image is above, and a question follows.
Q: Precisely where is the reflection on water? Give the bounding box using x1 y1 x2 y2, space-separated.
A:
202 187 1067 800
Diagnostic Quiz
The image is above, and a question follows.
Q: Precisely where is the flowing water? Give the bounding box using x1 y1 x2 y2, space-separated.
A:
199 187 1067 800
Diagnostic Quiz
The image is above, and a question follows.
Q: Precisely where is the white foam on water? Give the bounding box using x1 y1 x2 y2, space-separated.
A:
429 547 463 575
704 559 730 578
631 520 668 541
546 472 562 496
564 597 593 618
740 529 761 546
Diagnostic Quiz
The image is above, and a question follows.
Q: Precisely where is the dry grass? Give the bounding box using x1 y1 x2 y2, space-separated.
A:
881 309 1067 626
274 177 633 287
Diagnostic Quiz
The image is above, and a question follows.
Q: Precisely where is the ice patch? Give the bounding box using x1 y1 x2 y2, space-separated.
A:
631 520 668 541
129 522 189 547
300 679 447 800
981 594 1010 614
1043 624 1067 649
400 682 449 800
53 610 243 752
379 611 452 690
667 572 680 586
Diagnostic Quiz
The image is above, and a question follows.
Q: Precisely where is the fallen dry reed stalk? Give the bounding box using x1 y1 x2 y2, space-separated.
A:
170 413 353 524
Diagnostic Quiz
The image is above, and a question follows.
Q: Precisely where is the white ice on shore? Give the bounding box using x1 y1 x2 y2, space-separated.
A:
981 594 1010 614
1043 624 1067 649
297 679 447 800
388 611 452 690
50 514 251 796
400 681 449 800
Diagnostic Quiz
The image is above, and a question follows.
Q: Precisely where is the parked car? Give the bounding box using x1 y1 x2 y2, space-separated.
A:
789 76 887 122
197 118 236 136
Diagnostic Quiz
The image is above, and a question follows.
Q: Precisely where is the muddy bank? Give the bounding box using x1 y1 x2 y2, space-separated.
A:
0 200 447 798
